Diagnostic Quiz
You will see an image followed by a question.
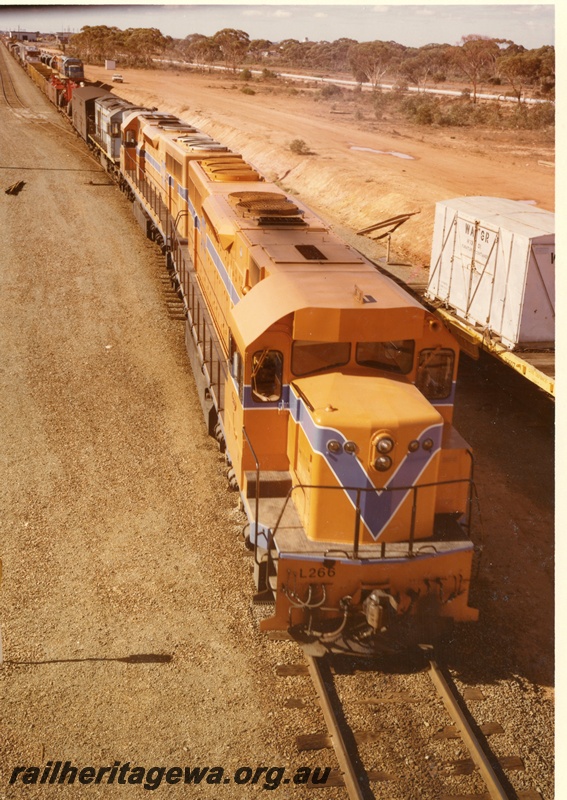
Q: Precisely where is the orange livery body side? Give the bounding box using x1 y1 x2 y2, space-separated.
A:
117 107 478 652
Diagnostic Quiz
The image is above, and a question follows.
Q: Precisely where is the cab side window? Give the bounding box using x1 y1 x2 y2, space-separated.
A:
416 348 455 399
230 339 244 400
251 350 283 403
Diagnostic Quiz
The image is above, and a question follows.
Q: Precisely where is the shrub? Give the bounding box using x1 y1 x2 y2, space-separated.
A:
530 102 555 127
241 86 256 95
414 103 435 125
240 68 252 82
320 83 342 99
400 96 438 125
511 102 555 130
437 102 475 127
538 80 555 98
290 139 310 155
373 92 390 110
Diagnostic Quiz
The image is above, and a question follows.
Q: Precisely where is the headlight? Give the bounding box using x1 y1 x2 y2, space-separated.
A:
374 455 392 471
327 439 342 454
376 436 394 454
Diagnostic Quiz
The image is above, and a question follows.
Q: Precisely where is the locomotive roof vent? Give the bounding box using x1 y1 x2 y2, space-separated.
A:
177 134 213 142
295 244 328 260
229 191 304 224
258 216 307 226
141 113 180 123
177 136 218 145
157 122 186 130
203 157 245 170
191 144 230 152
204 162 261 182
161 124 198 132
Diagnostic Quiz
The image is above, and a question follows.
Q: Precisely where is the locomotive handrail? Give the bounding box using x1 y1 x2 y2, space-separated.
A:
241 425 261 575
465 449 475 541
289 381 314 411
270 476 476 562
323 549 350 559
184 267 228 417
127 167 229 419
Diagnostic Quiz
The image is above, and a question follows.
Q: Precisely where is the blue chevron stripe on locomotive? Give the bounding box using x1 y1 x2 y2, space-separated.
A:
289 386 442 540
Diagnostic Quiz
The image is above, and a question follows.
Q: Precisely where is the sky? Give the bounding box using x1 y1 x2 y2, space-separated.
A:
0 2 555 50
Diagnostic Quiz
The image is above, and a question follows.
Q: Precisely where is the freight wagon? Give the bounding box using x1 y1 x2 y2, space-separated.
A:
425 196 555 396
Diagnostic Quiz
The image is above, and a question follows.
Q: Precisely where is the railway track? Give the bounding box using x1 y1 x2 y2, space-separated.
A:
0 37 553 800
275 646 543 800
0 44 26 109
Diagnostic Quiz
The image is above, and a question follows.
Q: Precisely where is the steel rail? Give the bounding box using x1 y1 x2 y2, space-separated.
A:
428 659 510 800
304 653 369 800
0 46 26 109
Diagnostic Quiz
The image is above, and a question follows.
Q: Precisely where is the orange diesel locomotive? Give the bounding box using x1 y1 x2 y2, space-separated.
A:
120 108 478 652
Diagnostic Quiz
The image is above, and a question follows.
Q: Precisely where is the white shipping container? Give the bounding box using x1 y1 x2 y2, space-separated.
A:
105 59 116 70
426 197 554 349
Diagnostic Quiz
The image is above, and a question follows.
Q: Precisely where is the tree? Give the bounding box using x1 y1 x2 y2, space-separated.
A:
348 41 400 90
453 35 500 103
532 45 555 97
69 25 125 62
310 38 357 72
185 35 221 65
69 24 168 66
184 33 207 46
248 38 273 61
213 28 250 71
398 44 458 90
398 48 437 91
498 46 555 102
330 38 358 70
276 39 313 67
497 52 535 102
123 27 168 66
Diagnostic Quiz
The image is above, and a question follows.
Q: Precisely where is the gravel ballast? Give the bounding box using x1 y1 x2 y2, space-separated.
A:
0 47 554 800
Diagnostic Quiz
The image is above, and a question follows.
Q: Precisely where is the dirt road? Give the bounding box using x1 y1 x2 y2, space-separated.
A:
84 64 555 269
1 46 335 799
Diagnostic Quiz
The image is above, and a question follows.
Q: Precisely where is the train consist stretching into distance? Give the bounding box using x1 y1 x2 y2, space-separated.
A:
7 41 480 654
